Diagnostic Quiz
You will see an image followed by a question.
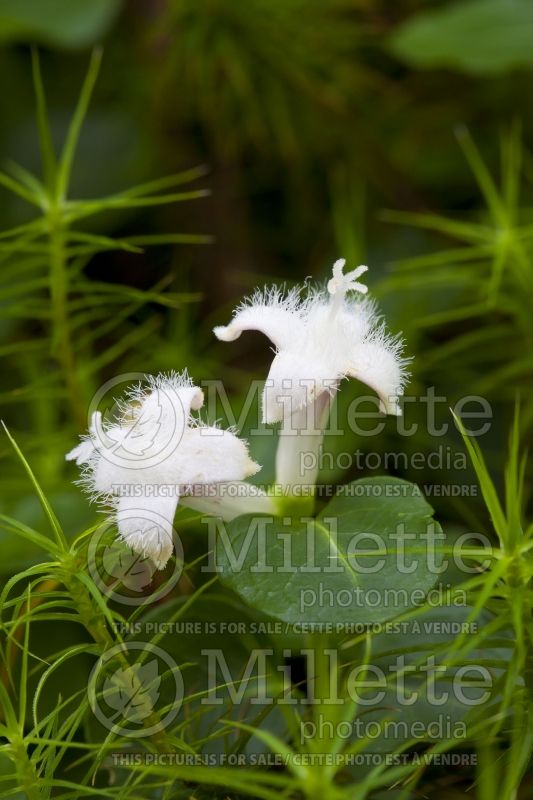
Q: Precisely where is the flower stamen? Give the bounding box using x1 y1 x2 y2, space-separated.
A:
327 258 368 316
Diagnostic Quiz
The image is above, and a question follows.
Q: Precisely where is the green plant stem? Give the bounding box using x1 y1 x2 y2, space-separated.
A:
306 634 339 798
62 566 175 754
11 736 41 800
47 210 84 427
63 570 109 647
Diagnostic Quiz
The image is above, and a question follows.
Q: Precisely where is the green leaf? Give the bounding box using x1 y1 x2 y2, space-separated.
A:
341 604 516 758
390 0 533 76
1 422 67 553
452 411 508 548
0 513 62 558
31 49 56 190
87 592 290 766
56 48 102 200
0 170 40 207
0 0 123 49
217 477 443 627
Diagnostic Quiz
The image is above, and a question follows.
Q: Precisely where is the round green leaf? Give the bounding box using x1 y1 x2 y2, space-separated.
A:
217 477 444 627
0 0 123 49
390 0 533 75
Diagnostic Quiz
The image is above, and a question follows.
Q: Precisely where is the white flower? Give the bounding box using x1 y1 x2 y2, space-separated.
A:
214 259 409 422
66 371 259 569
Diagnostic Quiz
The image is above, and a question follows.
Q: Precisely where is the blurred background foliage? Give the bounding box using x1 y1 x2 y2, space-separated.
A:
0 3 532 799
0 0 532 572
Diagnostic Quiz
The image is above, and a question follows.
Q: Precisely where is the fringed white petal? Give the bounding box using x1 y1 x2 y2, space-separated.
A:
67 370 264 568
213 262 410 427
214 287 305 350
179 426 260 486
66 437 95 466
66 411 101 465
117 372 204 461
115 492 179 570
98 425 259 491
347 335 409 415
73 373 206 496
